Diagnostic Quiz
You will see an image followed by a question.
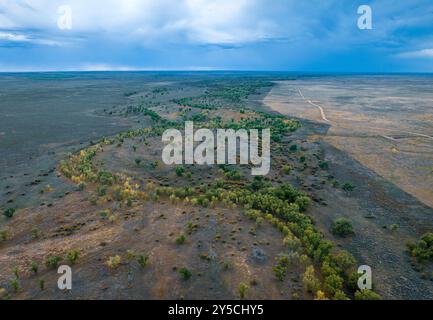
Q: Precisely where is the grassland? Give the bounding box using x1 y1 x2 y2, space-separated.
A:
0 73 432 300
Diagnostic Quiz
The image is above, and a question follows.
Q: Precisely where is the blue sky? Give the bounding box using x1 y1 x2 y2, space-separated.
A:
0 0 433 72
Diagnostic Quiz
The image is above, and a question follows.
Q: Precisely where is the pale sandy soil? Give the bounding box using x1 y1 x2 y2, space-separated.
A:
264 79 433 209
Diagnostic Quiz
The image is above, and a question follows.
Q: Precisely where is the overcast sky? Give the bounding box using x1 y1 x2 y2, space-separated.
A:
1 0 433 72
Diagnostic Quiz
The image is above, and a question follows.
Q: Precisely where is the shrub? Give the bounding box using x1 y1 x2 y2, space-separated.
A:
0 287 8 300
39 279 45 291
332 250 356 273
272 255 291 281
176 234 186 245
238 283 248 299
331 218 354 237
137 253 149 268
0 230 7 242
407 232 433 262
175 166 185 177
106 255 121 270
273 265 287 281
30 262 39 274
179 267 192 280
99 210 110 219
31 228 40 239
333 290 349 300
319 161 329 170
282 165 292 174
354 289 381 300
46 255 62 269
303 265 320 293
348 271 361 292
3 208 15 218
126 250 136 261
97 170 116 185
66 249 80 265
77 182 86 191
10 278 19 292
315 290 328 300
323 273 344 296
295 195 311 212
97 185 107 196
342 182 355 192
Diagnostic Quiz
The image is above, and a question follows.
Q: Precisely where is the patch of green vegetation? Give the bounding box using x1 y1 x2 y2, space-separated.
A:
238 282 248 299
342 182 355 192
3 208 15 218
175 166 185 177
176 233 186 245
30 261 39 274
106 255 121 270
137 253 150 268
319 161 329 170
273 254 290 281
0 230 7 242
57 95 380 300
66 249 80 265
331 218 354 237
407 233 433 262
179 267 192 280
46 255 62 269
354 289 382 300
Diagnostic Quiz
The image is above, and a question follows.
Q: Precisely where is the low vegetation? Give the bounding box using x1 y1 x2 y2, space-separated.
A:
407 233 433 262
331 218 354 237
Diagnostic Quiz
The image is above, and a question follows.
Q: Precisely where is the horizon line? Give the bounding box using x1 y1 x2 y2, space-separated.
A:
1 69 433 75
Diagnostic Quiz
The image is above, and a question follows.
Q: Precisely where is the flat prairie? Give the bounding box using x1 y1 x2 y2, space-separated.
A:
1 73 432 300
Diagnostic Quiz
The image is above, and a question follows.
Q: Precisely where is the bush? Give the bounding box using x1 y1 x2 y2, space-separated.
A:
179 267 192 280
342 182 355 192
0 230 7 242
331 218 354 237
238 283 248 299
332 250 356 273
46 255 62 269
273 254 290 281
303 265 320 293
319 161 329 170
348 271 361 292
407 232 433 262
66 249 80 265
10 278 19 292
137 253 149 268
176 234 186 245
97 185 107 196
295 196 311 212
39 279 45 291
273 265 287 281
30 262 39 274
323 273 344 296
3 208 15 218
355 289 381 300
282 165 292 174
106 255 121 270
175 166 185 177
333 290 349 300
